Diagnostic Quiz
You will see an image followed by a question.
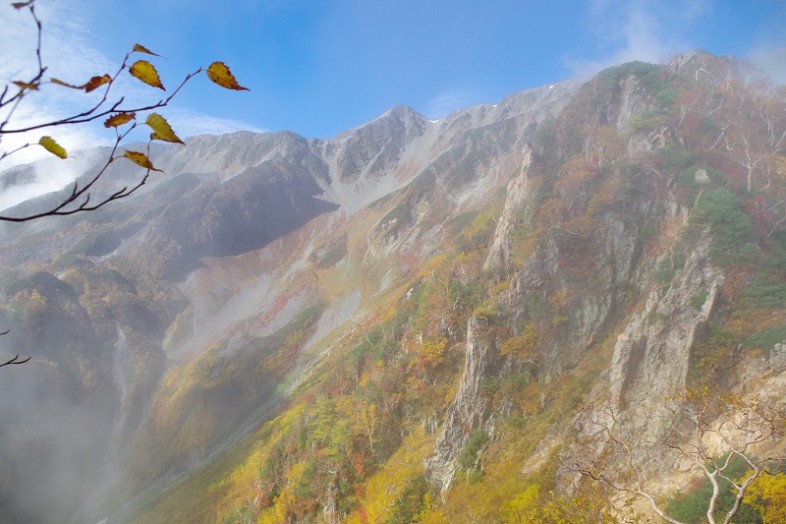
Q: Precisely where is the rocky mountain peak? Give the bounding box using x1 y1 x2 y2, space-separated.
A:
379 104 424 123
321 105 428 183
668 48 758 85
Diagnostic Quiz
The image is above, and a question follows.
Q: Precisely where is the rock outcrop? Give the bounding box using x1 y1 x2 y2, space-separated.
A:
483 146 533 274
426 317 499 491
574 231 724 479
608 231 722 411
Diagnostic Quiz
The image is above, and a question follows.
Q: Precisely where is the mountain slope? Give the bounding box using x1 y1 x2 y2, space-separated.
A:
1 51 785 523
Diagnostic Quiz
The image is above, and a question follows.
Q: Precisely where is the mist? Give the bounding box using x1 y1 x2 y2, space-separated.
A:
0 302 117 523
0 154 102 212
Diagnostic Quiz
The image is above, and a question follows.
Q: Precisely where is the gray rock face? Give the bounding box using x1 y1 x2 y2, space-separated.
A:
483 146 533 274
616 76 648 131
426 317 498 491
506 209 648 377
608 231 721 410
771 342 786 372
129 159 339 281
326 105 428 181
576 231 724 477
4 49 781 522
0 78 579 522
668 49 756 87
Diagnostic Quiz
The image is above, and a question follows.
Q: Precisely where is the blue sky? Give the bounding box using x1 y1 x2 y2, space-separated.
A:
3 0 786 149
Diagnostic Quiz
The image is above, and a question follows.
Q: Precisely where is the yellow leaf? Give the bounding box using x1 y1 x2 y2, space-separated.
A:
145 113 184 144
39 136 67 159
206 62 249 91
51 75 110 92
104 112 136 128
12 80 38 90
51 78 82 89
132 43 161 57
123 150 161 171
84 74 111 93
129 60 165 90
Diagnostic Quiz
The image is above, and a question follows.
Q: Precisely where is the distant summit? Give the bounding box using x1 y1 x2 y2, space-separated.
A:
668 48 760 84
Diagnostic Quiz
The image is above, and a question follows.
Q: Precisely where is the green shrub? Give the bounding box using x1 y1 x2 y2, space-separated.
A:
690 290 709 310
744 271 786 309
666 454 762 523
654 249 686 287
525 293 549 321
473 301 500 323
677 166 725 202
447 281 481 310
595 61 665 92
317 245 346 268
745 326 786 353
459 429 489 470
688 325 736 383
448 210 480 236
691 188 756 266
388 474 428 523
660 147 697 172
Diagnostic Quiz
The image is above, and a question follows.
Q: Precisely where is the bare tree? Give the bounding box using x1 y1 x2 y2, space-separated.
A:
703 79 786 193
0 0 247 223
0 354 32 368
568 389 786 524
0 327 31 368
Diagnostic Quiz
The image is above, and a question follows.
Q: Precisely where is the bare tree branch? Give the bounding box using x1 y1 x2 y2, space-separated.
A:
0 354 32 368
0 2 223 223
568 390 786 523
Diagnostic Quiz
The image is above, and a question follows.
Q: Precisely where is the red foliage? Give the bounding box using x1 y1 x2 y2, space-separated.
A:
745 196 771 237
254 293 291 330
707 155 746 190
352 451 366 476
258 491 272 508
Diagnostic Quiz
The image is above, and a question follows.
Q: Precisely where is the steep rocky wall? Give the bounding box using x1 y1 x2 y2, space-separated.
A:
608 231 722 410
570 231 724 484
483 146 533 274
426 317 499 491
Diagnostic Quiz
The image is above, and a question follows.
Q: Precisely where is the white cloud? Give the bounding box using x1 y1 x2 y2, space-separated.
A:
745 2 786 86
164 107 267 138
0 151 103 212
0 1 262 143
749 46 786 86
566 0 709 79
